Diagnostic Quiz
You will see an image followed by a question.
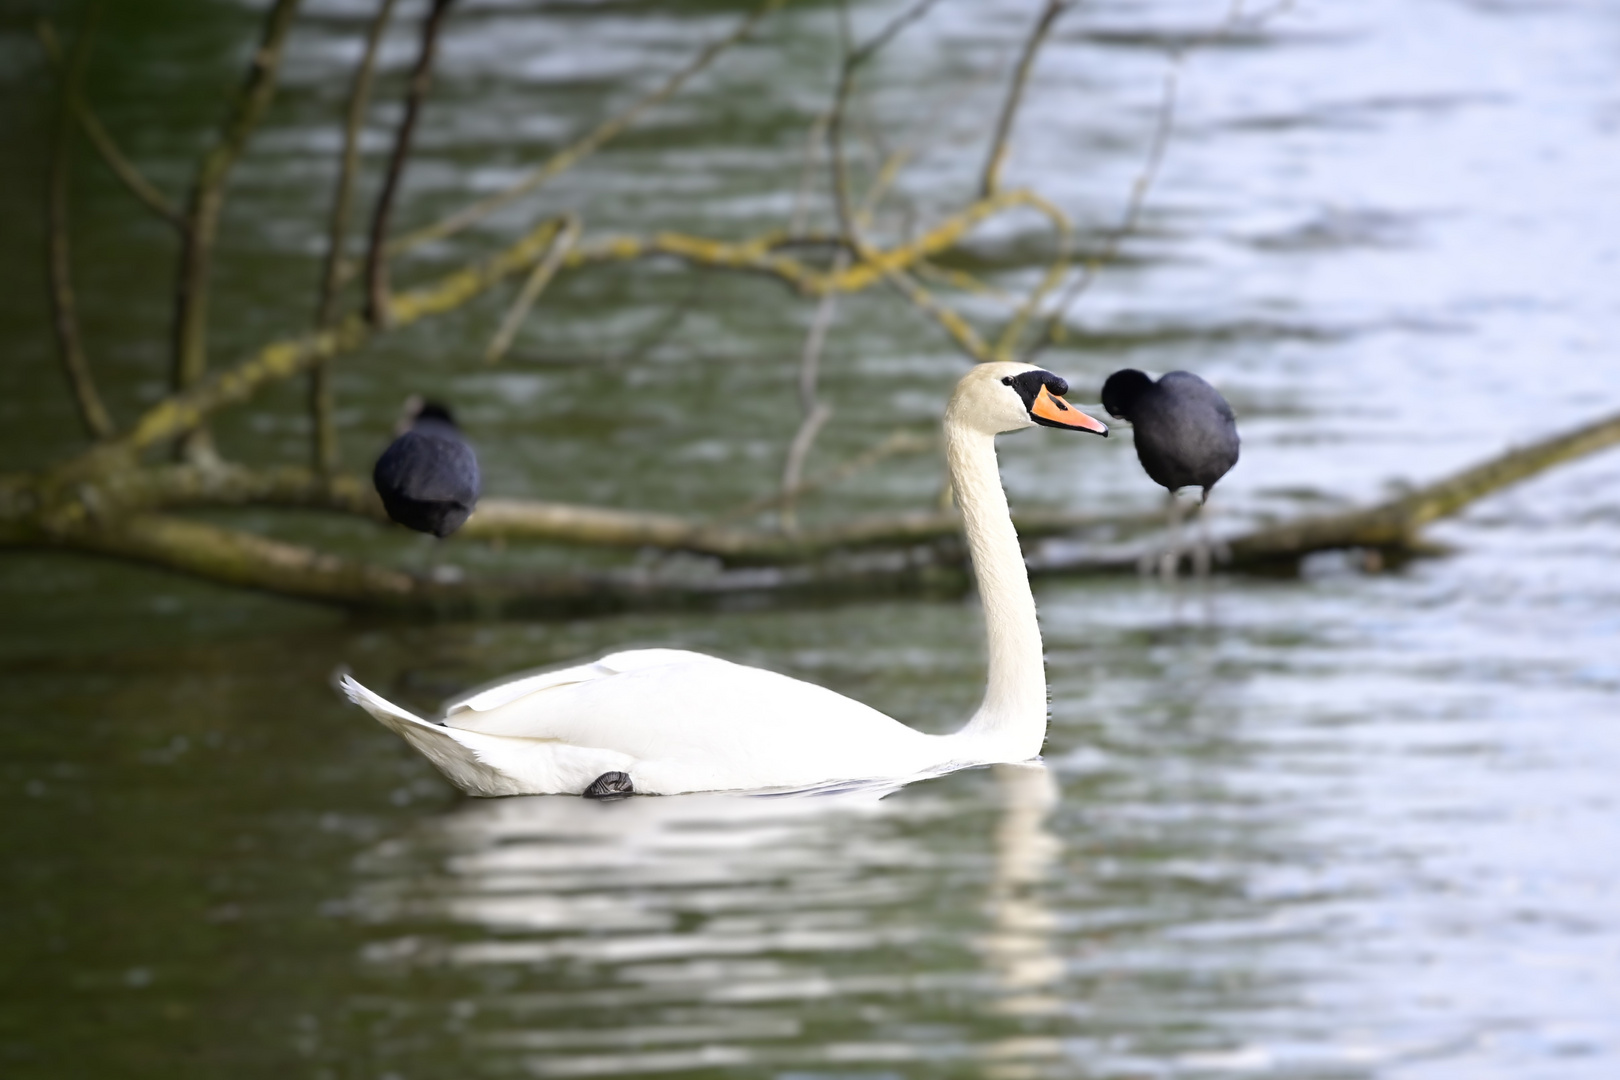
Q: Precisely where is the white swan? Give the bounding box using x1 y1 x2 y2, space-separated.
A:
342 362 1107 796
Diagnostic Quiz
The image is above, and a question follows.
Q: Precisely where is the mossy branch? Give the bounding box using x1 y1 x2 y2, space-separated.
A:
1033 408 1620 576
170 0 302 464
58 217 568 479
8 408 1618 611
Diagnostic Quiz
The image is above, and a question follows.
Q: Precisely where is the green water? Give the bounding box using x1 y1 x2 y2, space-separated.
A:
4 1 1620 1076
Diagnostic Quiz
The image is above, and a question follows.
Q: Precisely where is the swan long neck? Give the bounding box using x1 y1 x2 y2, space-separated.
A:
944 415 1047 757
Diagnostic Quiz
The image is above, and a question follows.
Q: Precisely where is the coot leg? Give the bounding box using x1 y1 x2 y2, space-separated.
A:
1189 496 1232 584
583 771 635 800
1135 491 1189 580
1191 498 1212 580
1160 491 1186 581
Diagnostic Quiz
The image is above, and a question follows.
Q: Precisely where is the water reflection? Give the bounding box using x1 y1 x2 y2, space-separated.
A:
352 765 1067 1075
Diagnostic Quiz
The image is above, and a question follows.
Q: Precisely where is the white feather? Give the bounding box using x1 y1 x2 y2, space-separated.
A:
342 364 1106 796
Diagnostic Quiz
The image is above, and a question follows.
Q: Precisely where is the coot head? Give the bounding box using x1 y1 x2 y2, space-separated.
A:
1100 368 1155 422
413 401 456 426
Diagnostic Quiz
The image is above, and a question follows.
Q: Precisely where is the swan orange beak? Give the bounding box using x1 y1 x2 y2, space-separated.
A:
1031 385 1108 435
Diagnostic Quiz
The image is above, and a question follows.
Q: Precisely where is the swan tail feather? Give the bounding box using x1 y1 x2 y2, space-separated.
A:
340 674 434 729
339 675 528 797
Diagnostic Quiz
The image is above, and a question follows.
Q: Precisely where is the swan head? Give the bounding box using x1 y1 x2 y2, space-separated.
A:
947 362 1109 437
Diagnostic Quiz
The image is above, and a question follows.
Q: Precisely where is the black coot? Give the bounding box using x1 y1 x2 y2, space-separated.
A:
1101 369 1239 504
373 401 481 538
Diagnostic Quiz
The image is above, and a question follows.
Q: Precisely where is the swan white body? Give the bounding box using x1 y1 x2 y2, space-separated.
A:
342 362 1107 795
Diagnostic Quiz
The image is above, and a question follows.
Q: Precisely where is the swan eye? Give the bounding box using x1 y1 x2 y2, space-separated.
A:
1001 376 1014 386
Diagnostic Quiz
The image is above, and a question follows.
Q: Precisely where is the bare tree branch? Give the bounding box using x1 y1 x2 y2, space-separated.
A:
789 110 831 236
311 0 400 473
390 0 788 258
1026 0 1297 358
728 430 933 523
170 0 303 463
35 19 185 230
485 215 580 364
991 191 1072 359
363 0 454 327
828 0 945 253
59 217 568 478
980 0 1072 198
40 10 115 441
1025 64 1177 360
778 247 848 531
885 266 991 360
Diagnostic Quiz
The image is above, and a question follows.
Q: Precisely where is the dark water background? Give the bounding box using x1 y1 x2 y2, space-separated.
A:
2 0 1619 1076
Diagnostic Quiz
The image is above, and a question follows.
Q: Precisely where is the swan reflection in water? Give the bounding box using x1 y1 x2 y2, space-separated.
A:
352 765 1067 1076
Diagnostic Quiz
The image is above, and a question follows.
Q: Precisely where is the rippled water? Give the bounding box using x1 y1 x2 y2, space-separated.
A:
3 0 1619 1076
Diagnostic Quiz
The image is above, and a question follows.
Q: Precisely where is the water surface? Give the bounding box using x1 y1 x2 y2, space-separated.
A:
2 1 1618 1076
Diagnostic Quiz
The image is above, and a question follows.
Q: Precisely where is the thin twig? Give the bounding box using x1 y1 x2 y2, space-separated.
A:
789 111 831 236
980 0 1071 198
844 53 991 245
828 0 946 253
311 0 400 473
364 0 455 327
1025 66 1176 360
35 20 185 230
732 430 932 523
1026 0 1295 359
885 266 990 360
856 146 912 233
59 217 573 476
502 276 701 368
170 0 302 462
390 0 786 258
992 190 1073 359
485 215 580 364
779 404 833 532
822 0 1005 363
916 259 1015 303
779 247 850 531
41 9 114 440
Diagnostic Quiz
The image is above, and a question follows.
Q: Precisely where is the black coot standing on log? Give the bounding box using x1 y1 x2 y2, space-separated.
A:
373 400 481 538
1101 369 1239 577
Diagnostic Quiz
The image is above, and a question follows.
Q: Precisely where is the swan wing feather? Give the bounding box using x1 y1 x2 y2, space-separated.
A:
342 674 634 795
443 657 939 791
445 648 720 715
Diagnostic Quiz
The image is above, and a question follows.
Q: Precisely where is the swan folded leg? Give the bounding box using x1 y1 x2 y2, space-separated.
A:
340 675 634 797
583 771 635 800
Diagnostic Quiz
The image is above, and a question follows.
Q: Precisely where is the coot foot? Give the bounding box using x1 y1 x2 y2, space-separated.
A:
583 771 635 800
1137 492 1226 581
